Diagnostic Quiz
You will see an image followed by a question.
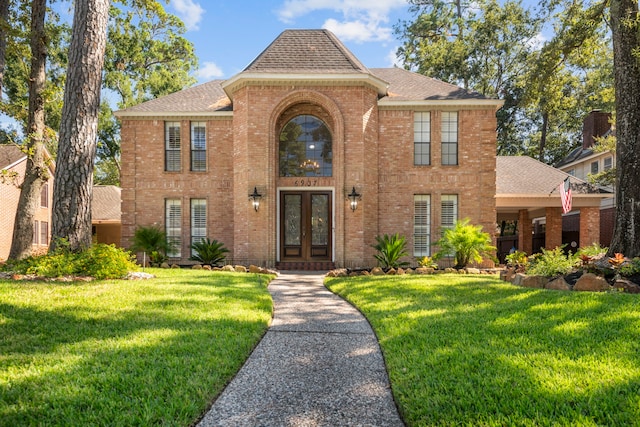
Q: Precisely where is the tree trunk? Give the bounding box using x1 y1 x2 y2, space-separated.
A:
8 0 48 260
608 0 640 258
0 0 10 94
51 0 110 252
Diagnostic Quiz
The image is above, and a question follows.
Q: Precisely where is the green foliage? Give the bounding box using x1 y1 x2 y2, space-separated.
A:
372 233 410 268
129 225 173 265
577 242 608 258
189 238 229 266
505 250 528 269
416 255 438 269
2 244 138 279
526 246 579 277
619 257 640 277
434 218 496 269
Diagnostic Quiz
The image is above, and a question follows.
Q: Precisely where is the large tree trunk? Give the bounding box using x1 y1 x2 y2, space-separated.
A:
608 0 640 258
0 0 10 94
51 0 109 252
8 0 48 260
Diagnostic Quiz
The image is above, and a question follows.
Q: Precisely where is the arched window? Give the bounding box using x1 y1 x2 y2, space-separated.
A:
279 115 332 177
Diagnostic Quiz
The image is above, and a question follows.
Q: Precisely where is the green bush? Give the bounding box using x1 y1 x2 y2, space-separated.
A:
2 244 138 279
505 250 528 271
190 238 229 266
129 225 174 265
526 246 579 277
372 233 410 268
619 257 640 277
434 218 496 269
416 255 438 269
577 242 608 258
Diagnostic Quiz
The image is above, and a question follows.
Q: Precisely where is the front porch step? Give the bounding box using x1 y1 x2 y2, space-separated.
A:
276 261 336 271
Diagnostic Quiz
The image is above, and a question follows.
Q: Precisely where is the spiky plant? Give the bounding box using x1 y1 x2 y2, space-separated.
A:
190 238 229 266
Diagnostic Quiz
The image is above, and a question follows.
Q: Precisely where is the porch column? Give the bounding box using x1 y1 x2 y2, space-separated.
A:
545 207 563 250
517 210 532 254
579 207 601 247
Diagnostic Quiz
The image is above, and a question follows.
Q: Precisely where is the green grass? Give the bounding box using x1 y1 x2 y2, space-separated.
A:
0 268 273 426
326 274 640 426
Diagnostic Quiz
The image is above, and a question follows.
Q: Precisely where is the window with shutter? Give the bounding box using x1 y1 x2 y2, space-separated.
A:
414 195 431 256
166 199 182 257
165 122 181 172
191 199 207 256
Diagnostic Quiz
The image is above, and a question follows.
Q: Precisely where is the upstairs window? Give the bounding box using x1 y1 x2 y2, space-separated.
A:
441 112 458 166
604 157 613 170
40 183 48 208
165 122 181 172
191 122 206 171
279 115 332 177
414 112 431 165
591 160 599 174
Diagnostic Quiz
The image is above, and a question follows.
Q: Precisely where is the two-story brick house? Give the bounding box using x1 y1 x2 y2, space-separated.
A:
116 29 503 269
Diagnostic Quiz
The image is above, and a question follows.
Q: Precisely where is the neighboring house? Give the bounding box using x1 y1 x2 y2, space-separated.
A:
92 185 122 246
556 110 616 246
496 156 612 261
115 29 503 269
0 144 54 260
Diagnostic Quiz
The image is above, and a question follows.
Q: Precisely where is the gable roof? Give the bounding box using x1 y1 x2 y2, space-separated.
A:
0 144 26 170
92 185 121 223
497 156 609 196
245 29 369 74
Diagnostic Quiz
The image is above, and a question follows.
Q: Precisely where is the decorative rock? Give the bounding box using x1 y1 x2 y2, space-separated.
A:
192 264 203 270
171 264 180 269
512 273 526 286
396 268 405 275
545 276 571 291
573 273 611 292
202 265 212 271
336 269 348 277
371 267 385 276
405 268 415 275
160 262 170 269
466 267 481 274
213 267 222 271
126 272 155 280
444 268 456 274
361 270 371 276
249 265 261 274
521 275 547 289
222 265 235 272
234 265 247 273
416 267 434 274
348 271 360 277
387 268 397 275
456 269 467 274
613 279 640 294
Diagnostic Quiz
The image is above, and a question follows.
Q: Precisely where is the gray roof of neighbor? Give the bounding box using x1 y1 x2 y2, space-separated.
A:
0 144 26 169
497 156 609 195
92 185 121 222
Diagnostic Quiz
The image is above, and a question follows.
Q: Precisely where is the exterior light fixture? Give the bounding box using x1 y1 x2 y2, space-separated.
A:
249 187 262 212
348 186 361 212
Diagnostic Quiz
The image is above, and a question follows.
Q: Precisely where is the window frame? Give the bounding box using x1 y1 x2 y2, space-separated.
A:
590 160 599 174
165 122 181 172
40 221 48 246
40 183 48 208
441 194 458 230
165 199 182 258
441 111 458 166
414 111 431 166
414 195 431 257
190 121 206 172
33 220 39 245
190 199 207 256
603 157 613 170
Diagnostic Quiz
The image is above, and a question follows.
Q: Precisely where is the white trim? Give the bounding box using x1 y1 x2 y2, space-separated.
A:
2 156 27 171
114 111 233 118
557 150 615 171
276 187 335 263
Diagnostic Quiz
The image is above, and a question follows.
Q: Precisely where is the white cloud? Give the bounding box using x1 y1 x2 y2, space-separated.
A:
172 0 205 31
277 0 406 43
385 47 402 67
195 62 224 80
527 32 546 50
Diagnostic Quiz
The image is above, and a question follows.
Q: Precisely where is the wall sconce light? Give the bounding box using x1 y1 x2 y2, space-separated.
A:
249 187 262 212
347 186 361 212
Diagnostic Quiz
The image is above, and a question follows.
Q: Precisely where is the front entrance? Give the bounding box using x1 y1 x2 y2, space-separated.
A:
280 191 332 262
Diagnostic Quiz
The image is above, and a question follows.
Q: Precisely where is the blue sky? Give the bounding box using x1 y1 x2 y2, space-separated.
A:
166 0 412 82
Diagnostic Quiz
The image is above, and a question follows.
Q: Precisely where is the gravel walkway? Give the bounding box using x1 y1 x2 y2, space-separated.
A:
197 271 404 427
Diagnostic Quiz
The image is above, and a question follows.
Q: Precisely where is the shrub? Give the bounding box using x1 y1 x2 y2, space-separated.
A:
434 219 496 269
416 255 438 269
189 238 229 266
372 233 410 268
619 257 640 277
526 246 579 277
505 250 528 271
129 225 174 265
577 242 608 258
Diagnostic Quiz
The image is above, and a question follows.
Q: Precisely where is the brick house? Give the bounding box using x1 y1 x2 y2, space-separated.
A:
116 29 503 269
0 144 54 260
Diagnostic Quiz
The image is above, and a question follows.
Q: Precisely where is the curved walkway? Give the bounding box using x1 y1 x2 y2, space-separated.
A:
197 271 404 427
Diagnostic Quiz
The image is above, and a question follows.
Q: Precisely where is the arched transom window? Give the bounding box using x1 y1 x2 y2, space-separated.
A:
279 115 332 177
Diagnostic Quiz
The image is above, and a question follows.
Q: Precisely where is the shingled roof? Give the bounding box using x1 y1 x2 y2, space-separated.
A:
0 144 26 170
497 156 609 195
245 29 369 74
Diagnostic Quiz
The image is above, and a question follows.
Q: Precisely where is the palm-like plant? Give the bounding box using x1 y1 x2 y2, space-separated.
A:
372 233 410 268
435 218 496 269
190 238 229 266
129 226 174 265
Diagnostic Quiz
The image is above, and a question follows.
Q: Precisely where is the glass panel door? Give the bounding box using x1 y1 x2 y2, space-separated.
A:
280 191 331 261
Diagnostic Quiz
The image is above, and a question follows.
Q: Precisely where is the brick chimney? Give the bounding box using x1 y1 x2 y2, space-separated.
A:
582 110 612 149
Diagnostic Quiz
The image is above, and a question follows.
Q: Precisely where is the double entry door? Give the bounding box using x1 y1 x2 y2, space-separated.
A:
280 191 332 261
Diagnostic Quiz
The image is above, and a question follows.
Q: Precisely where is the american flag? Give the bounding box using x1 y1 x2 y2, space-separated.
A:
560 177 572 214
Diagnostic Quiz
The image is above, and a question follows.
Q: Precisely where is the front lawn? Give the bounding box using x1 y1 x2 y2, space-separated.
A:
0 269 273 426
326 274 640 426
